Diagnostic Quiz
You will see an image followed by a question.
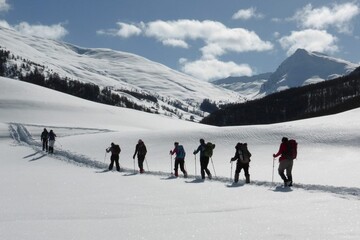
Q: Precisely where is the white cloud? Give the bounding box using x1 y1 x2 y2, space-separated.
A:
143 19 273 58
180 58 253 81
162 39 189 48
144 19 216 41
0 20 68 40
97 22 142 38
232 7 264 20
271 18 282 23
279 29 338 55
293 3 360 33
273 32 280 38
99 19 271 81
0 20 11 28
0 0 10 12
99 19 273 57
115 22 142 38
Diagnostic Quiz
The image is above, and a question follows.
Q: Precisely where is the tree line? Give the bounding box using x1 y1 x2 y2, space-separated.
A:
201 66 360 126
0 48 154 113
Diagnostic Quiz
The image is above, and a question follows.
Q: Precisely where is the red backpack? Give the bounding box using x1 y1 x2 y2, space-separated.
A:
286 139 298 160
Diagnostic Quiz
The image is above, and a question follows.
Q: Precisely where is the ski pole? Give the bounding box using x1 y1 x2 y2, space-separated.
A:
272 157 275 183
194 154 197 178
230 161 233 182
133 156 136 173
103 151 107 163
56 140 63 147
170 154 173 175
145 157 149 172
210 157 217 178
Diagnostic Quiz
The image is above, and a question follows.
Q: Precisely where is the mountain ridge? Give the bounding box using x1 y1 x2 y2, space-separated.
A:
213 48 358 99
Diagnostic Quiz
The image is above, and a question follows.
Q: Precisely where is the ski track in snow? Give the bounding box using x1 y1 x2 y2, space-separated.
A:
8 123 360 200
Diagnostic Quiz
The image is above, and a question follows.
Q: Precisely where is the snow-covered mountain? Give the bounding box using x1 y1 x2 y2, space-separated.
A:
212 72 272 100
260 48 358 94
213 49 358 99
0 26 241 121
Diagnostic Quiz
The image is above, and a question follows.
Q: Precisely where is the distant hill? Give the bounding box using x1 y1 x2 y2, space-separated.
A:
211 73 272 100
201 67 360 126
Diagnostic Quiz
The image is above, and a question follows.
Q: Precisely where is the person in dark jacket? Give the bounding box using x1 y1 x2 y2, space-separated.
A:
273 137 293 187
41 128 48 152
193 139 212 180
230 142 251 183
106 142 121 171
133 139 147 173
170 142 188 178
48 130 56 153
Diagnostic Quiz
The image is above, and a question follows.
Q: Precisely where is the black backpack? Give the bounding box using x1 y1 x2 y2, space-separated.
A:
239 143 251 164
113 145 121 155
138 143 147 155
204 142 215 157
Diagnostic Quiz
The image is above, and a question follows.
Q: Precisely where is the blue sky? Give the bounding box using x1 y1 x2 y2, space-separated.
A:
0 0 359 81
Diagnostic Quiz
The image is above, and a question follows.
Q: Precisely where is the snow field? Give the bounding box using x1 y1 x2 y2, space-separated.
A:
1 77 360 239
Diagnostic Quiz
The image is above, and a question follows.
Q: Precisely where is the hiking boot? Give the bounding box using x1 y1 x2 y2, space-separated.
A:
208 173 212 180
174 171 178 177
184 172 188 178
245 174 250 184
140 169 145 174
284 180 292 187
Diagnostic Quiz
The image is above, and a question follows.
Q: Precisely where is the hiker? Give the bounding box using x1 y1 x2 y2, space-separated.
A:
48 130 56 153
41 128 48 152
273 137 294 187
106 142 121 171
170 142 188 178
193 139 214 180
230 142 251 183
133 139 147 173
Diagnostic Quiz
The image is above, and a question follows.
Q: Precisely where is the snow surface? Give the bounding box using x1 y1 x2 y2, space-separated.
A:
1 77 360 240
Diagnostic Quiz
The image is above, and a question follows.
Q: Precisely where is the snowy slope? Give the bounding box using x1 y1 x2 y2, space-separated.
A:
1 76 360 240
0 26 242 120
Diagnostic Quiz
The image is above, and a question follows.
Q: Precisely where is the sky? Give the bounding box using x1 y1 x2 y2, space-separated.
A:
0 0 359 81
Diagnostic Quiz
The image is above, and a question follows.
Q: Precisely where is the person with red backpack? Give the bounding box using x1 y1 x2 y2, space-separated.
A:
106 142 121 171
170 142 188 178
273 137 297 187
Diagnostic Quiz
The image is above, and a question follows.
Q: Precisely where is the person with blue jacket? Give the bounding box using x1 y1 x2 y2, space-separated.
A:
170 142 187 178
